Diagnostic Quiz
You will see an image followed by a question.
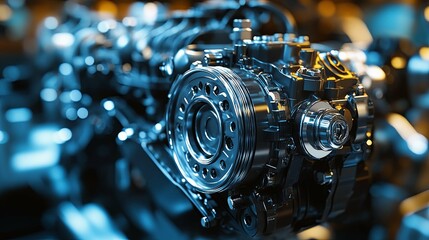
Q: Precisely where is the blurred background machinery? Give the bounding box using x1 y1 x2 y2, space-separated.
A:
0 0 429 239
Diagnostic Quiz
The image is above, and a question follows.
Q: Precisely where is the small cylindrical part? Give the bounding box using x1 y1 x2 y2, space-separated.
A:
234 44 247 59
297 101 350 159
273 33 284 41
295 35 309 43
283 33 296 41
233 18 251 28
227 195 250 210
317 111 349 150
232 19 252 44
204 50 224 66
201 216 216 228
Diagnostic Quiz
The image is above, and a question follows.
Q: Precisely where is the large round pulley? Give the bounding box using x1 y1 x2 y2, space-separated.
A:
166 67 259 193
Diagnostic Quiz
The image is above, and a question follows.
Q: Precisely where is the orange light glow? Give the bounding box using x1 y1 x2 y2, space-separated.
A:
391 56 406 69
318 1 336 18
96 1 118 17
419 47 429 61
424 6 429 22
0 4 12 21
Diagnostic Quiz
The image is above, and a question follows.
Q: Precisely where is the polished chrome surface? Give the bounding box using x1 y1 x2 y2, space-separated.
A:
298 101 350 159
317 110 349 150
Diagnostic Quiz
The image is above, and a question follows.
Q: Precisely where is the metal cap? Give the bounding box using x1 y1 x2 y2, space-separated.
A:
297 101 350 159
317 111 349 150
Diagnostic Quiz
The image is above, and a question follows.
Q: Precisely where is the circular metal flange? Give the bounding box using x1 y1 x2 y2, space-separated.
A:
166 66 257 193
297 100 350 159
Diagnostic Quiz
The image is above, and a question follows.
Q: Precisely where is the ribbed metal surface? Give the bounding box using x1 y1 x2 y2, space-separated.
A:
166 66 258 193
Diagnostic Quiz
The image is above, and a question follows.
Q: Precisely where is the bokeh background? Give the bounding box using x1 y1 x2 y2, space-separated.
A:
0 0 428 239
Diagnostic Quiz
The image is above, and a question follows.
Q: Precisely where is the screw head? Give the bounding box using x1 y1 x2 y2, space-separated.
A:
331 120 349 146
318 111 349 150
200 216 215 228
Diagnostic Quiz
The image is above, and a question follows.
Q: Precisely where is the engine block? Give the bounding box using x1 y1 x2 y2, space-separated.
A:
27 1 375 238
164 20 373 236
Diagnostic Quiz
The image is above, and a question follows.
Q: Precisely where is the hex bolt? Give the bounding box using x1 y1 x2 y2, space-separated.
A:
200 216 216 228
316 171 334 185
227 195 250 210
355 84 365 96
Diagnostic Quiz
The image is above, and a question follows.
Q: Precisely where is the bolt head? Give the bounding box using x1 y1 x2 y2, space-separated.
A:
201 216 215 228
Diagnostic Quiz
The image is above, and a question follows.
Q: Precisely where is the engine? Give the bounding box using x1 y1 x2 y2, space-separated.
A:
160 20 373 236
0 1 383 239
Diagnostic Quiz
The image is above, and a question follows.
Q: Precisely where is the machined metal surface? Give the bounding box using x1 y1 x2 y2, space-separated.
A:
4 1 384 238
297 100 350 159
167 67 268 193
165 18 373 235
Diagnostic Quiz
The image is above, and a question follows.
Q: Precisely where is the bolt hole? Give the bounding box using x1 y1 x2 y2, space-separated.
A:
220 100 229 111
202 168 208 178
192 85 198 94
244 214 252 226
225 137 234 150
213 85 219 95
205 84 211 95
230 122 236 132
193 164 200 173
179 104 185 113
198 82 203 90
220 160 226 170
176 123 182 132
210 169 217 178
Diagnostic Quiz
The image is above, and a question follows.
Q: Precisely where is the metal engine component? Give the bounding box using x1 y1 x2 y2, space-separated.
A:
6 1 429 239
29 1 374 238
168 66 263 193
165 20 373 235
296 100 350 159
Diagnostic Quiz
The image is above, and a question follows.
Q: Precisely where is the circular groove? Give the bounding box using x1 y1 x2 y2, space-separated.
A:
166 66 258 193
